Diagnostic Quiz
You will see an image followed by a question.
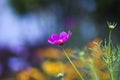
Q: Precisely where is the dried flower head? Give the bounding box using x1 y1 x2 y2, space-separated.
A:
107 22 117 29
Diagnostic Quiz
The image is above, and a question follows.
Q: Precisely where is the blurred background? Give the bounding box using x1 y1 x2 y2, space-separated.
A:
0 0 120 80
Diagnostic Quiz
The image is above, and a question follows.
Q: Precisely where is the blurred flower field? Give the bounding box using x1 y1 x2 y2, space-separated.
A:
0 0 120 80
0 46 111 80
1 30 120 80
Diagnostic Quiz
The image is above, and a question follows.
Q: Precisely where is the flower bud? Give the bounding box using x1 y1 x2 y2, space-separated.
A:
107 22 117 30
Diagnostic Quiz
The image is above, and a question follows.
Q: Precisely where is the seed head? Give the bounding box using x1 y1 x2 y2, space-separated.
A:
107 22 117 30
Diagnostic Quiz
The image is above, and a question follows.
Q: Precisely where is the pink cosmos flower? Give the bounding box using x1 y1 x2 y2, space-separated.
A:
48 31 72 45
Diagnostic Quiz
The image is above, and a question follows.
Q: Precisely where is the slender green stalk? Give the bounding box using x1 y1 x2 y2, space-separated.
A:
110 70 114 80
108 30 112 52
89 59 99 80
108 30 114 80
62 47 84 80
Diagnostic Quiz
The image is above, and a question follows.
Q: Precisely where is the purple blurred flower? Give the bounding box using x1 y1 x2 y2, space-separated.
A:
48 31 72 45
8 57 30 72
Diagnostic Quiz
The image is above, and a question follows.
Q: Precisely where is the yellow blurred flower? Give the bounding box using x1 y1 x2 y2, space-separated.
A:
16 67 46 80
42 60 65 76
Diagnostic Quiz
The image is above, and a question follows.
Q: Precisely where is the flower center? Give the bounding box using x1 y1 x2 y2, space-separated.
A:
59 39 63 43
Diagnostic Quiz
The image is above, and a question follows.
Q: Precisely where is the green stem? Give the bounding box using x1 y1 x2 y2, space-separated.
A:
90 61 99 80
110 70 114 80
108 30 112 53
62 47 84 80
108 30 114 80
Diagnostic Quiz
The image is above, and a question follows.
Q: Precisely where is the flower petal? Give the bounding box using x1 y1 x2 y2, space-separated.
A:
48 38 55 44
59 31 67 39
67 31 72 38
51 34 59 40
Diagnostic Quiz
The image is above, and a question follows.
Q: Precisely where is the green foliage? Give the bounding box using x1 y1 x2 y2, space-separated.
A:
9 0 65 15
10 0 40 15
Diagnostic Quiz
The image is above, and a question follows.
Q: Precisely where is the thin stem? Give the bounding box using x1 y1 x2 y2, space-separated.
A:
108 30 112 54
62 47 84 80
110 70 114 80
89 59 99 80
108 30 114 80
